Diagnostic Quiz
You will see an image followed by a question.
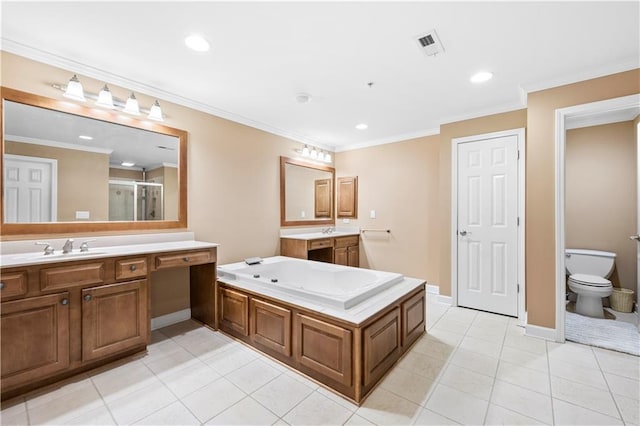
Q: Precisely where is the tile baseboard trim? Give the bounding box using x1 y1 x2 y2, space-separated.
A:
425 283 453 306
151 308 192 330
525 323 557 341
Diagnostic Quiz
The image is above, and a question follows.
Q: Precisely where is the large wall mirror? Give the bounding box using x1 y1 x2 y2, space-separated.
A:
280 156 335 227
1 87 187 235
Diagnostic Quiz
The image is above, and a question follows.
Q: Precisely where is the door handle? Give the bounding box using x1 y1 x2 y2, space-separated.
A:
630 235 640 241
459 230 468 236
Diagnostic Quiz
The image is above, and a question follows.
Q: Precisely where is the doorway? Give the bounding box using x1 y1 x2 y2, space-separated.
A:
451 128 526 322
554 94 640 342
3 154 57 222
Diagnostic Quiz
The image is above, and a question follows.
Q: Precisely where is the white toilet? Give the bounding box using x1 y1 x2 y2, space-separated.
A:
565 248 616 318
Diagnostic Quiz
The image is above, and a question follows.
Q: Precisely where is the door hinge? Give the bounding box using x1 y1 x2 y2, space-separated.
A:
517 284 520 293
517 150 520 160
517 217 520 226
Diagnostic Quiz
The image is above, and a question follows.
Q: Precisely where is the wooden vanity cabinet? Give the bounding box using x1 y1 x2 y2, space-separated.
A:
0 246 217 400
281 234 359 267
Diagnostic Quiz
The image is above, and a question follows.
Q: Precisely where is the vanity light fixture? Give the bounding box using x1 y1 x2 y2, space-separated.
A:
324 151 332 163
63 74 86 102
355 123 368 130
470 71 493 83
123 93 141 115
302 145 310 157
147 100 164 122
121 161 135 167
95 84 115 109
310 147 318 159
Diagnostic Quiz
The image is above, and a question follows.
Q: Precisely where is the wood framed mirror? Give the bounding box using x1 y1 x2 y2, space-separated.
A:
1 87 187 235
280 156 335 227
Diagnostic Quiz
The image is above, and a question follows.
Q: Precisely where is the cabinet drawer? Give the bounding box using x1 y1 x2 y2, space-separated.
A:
115 258 148 280
308 238 333 250
155 250 212 269
40 262 105 292
334 236 359 248
0 271 28 300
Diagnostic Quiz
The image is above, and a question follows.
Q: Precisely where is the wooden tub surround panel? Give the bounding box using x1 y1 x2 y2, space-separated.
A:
0 245 217 400
217 281 426 404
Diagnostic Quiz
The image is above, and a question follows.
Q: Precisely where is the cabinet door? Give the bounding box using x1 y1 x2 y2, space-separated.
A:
402 290 425 347
219 287 249 336
294 314 352 386
250 298 291 356
82 280 149 362
337 176 358 218
363 307 401 387
1 293 70 389
314 178 332 218
334 247 348 266
347 246 359 267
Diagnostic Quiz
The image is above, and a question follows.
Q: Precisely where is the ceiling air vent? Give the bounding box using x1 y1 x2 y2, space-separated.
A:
416 29 444 56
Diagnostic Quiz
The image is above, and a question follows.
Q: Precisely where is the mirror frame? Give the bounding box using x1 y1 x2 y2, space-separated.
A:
1 86 188 235
280 156 335 227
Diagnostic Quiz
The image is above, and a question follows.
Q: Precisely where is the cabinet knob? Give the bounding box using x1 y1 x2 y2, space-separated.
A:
183 257 190 262
84 294 92 302
130 265 137 271
0 282 4 290
61 298 69 306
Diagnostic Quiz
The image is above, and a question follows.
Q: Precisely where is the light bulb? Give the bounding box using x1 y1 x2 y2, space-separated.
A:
63 74 86 102
310 147 318 159
302 145 310 157
123 93 140 115
324 152 332 163
147 100 164 121
95 84 115 109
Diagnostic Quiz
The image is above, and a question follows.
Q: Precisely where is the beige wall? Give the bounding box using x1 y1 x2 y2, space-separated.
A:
526 69 640 328
566 122 637 294
335 135 440 283
437 110 528 296
6 141 109 221
109 168 143 181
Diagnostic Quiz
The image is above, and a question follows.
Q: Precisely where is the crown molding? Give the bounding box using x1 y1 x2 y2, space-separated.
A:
6 134 113 155
1 38 320 146
334 127 441 153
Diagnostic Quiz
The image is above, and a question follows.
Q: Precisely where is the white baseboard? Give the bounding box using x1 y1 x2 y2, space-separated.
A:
151 308 192 330
426 284 440 295
438 295 453 305
525 323 557 341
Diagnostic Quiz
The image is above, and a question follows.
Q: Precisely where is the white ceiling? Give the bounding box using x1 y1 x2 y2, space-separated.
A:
1 1 638 151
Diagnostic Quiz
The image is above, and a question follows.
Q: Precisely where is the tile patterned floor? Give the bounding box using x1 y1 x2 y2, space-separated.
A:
1 296 638 425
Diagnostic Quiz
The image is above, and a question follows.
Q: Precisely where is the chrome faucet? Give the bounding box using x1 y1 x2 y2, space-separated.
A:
322 227 335 234
80 239 96 252
62 239 74 254
35 241 55 255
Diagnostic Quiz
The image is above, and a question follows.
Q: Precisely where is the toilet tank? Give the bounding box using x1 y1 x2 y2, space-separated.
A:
565 249 616 278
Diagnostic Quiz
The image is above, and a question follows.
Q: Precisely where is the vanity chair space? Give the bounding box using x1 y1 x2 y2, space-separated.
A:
281 233 360 267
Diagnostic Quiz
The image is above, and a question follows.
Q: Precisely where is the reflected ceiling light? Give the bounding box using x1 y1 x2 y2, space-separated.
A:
296 93 312 104
121 161 135 167
63 74 86 101
95 84 115 109
78 135 93 140
147 100 164 122
355 123 368 130
123 93 140 115
185 34 210 52
470 71 493 83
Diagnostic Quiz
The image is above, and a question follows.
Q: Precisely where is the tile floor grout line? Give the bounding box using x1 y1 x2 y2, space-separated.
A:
480 315 509 425
589 346 626 423
86 373 118 426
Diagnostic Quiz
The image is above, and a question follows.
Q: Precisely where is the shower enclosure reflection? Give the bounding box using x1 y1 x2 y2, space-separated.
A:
109 180 164 221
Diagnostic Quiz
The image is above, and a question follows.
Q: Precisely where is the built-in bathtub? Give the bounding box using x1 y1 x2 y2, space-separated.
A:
216 255 426 404
217 256 404 309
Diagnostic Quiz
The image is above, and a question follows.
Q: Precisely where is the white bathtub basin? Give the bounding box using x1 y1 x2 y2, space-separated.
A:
218 256 403 309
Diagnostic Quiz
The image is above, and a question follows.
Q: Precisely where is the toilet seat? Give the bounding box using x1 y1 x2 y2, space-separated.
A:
569 273 611 288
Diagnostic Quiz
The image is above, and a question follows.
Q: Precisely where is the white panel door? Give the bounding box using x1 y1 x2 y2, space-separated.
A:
3 154 57 223
457 135 518 316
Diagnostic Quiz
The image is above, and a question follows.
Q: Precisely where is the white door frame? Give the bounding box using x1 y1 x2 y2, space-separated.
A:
4 154 58 222
451 128 526 324
554 94 640 342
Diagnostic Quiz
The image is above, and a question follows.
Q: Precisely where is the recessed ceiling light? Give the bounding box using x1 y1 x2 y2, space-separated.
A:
121 161 135 167
355 123 368 130
470 71 493 83
78 135 93 140
185 34 210 52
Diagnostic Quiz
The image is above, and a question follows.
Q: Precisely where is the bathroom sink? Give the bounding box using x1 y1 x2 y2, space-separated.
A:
7 251 107 261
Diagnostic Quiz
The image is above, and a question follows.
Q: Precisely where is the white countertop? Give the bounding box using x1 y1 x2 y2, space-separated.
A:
217 258 425 325
0 232 218 268
280 231 360 240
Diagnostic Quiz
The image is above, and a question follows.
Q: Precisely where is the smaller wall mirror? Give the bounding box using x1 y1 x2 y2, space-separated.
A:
280 156 335 227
